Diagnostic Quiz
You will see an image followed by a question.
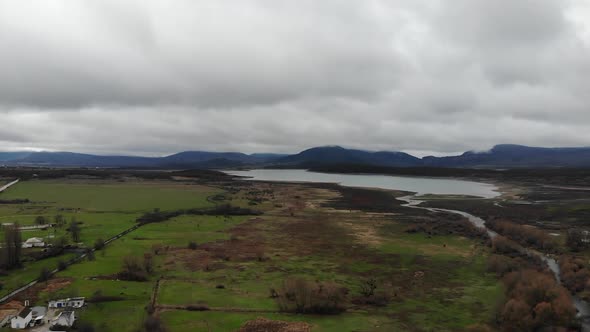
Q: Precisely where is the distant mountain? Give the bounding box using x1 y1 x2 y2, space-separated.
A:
14 151 159 167
3 144 590 169
0 152 32 162
423 144 590 168
2 150 284 169
277 146 422 167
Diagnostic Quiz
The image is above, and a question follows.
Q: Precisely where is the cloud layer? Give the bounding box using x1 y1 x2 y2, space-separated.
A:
1 0 589 156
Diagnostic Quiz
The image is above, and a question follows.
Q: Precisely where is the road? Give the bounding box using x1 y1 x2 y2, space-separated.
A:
0 179 19 193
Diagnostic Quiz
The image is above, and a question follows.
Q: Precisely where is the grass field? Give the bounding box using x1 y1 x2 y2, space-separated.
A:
0 178 502 331
0 179 221 299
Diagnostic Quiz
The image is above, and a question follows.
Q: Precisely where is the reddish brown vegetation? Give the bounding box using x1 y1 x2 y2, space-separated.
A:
404 213 488 240
491 236 523 256
560 255 590 300
238 317 311 332
487 254 542 277
488 219 556 252
498 269 576 331
275 278 348 314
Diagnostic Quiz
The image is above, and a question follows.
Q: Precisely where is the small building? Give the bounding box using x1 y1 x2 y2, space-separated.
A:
29 306 46 327
22 237 45 248
48 297 85 309
52 311 75 328
10 308 32 329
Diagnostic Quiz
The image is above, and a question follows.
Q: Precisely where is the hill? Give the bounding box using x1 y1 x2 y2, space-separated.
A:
277 146 422 167
3 144 590 169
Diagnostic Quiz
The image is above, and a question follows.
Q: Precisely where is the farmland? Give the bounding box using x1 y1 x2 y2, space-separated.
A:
0 171 510 332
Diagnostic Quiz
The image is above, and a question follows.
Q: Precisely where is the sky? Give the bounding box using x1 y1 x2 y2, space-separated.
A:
1 0 590 157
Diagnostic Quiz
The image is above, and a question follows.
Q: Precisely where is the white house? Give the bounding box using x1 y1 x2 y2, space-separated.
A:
52 311 75 328
10 308 32 329
48 297 85 309
21 237 45 248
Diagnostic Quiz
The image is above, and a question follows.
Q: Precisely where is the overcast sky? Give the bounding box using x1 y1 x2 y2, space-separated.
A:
1 0 590 157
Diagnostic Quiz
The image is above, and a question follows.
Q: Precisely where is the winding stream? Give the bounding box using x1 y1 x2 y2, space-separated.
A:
399 195 590 330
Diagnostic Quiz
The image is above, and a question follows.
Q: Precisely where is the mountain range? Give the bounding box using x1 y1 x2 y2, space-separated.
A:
2 144 590 169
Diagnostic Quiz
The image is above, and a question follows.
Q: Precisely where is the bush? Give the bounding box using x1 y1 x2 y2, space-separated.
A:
117 256 148 281
499 269 575 331
186 304 210 311
187 241 198 250
94 238 105 250
559 255 590 297
276 278 347 314
57 260 67 271
87 290 124 303
142 316 167 332
488 219 556 251
491 236 522 256
38 267 51 282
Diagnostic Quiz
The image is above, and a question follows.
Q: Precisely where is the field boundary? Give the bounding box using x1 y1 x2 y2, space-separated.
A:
0 222 141 303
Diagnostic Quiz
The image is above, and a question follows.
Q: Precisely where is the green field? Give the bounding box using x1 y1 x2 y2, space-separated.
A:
0 179 220 297
0 178 502 332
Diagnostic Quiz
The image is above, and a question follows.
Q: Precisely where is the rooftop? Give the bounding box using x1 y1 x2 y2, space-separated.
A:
18 307 31 319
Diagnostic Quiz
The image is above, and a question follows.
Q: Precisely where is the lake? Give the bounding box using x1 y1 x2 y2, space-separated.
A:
224 169 500 198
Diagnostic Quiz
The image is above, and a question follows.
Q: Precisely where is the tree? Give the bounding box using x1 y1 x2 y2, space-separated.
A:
142 316 167 332
38 267 51 282
566 228 587 252
54 214 66 228
69 220 81 243
35 216 47 225
2 223 22 269
360 278 378 297
52 236 69 248
143 253 154 274
57 260 67 271
94 238 105 250
118 256 147 281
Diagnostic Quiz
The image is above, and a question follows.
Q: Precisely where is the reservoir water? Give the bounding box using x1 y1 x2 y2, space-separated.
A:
225 169 499 198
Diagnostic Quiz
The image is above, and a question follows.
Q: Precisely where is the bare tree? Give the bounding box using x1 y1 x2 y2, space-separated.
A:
2 223 22 269
69 220 81 243
54 214 66 228
35 216 47 225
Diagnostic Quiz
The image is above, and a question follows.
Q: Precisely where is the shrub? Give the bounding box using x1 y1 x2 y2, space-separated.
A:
499 269 575 331
57 260 68 271
39 267 52 282
276 278 347 314
117 256 148 281
186 304 210 311
94 238 105 250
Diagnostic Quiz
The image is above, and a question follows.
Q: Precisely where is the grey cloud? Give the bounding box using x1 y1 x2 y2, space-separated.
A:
0 0 589 155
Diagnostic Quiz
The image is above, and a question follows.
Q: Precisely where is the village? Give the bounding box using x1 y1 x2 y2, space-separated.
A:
0 296 84 331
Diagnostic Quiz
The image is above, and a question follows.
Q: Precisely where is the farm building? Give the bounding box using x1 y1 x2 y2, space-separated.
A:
30 306 46 326
52 311 76 328
48 297 85 309
10 308 31 329
21 237 45 248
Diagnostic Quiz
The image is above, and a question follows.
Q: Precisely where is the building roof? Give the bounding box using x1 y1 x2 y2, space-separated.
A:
54 311 75 325
31 306 46 317
25 237 44 243
18 308 31 319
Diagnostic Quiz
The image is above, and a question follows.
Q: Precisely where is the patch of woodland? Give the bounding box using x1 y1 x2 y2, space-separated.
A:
136 204 262 225
560 255 590 301
487 219 557 252
404 212 489 240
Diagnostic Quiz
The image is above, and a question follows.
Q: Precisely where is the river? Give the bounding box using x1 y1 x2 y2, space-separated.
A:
226 169 590 329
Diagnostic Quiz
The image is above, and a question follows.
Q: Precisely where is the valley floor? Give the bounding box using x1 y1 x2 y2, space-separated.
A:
0 176 503 331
